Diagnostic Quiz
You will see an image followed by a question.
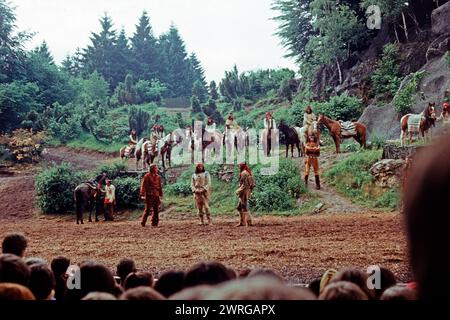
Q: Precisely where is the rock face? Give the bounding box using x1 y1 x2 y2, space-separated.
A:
432 1 450 36
382 144 422 160
358 104 400 140
370 159 406 188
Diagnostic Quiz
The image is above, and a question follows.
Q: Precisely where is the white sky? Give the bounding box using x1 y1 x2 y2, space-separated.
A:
10 0 298 82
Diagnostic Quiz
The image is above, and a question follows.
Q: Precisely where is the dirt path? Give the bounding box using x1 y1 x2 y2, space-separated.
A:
0 213 410 284
41 146 113 171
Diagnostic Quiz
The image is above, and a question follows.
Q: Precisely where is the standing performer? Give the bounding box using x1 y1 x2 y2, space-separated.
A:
438 102 449 127
304 135 321 190
140 164 163 227
104 179 116 221
205 117 216 133
235 163 256 227
191 164 212 226
263 112 276 156
225 113 240 131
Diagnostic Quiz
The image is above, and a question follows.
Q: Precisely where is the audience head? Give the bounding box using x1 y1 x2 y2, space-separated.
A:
51 256 70 278
308 278 321 297
331 268 374 299
374 267 397 299
82 292 117 300
123 272 153 291
319 281 369 300
116 258 137 285
29 264 55 300
0 254 30 287
404 135 450 300
380 285 417 300
247 268 283 282
2 233 28 257
208 276 316 300
0 283 35 300
319 269 338 294
154 270 185 298
25 257 47 267
120 287 165 300
184 262 234 288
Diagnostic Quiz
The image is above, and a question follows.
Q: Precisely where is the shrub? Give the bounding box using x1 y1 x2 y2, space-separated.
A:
0 129 46 163
317 93 363 121
371 43 402 98
114 177 141 208
95 161 128 180
165 182 192 197
393 71 425 114
252 184 294 212
36 163 84 214
374 189 400 210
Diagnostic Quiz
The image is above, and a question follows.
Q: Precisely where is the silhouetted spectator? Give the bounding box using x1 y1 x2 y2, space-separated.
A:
2 233 28 257
154 270 185 298
405 134 450 300
308 278 321 297
51 256 70 301
374 267 397 299
120 287 166 300
331 268 374 299
82 292 117 300
0 254 30 287
247 268 283 282
184 262 234 288
25 257 46 267
319 281 369 300
380 285 417 300
116 258 136 286
29 264 55 300
123 272 153 291
0 283 35 300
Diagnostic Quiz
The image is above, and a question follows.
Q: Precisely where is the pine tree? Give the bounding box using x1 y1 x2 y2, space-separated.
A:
130 11 159 81
159 25 192 97
83 14 119 89
114 28 132 84
209 80 219 100
191 95 202 113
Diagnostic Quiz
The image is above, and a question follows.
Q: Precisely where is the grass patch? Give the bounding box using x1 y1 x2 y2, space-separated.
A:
324 149 400 211
67 133 123 154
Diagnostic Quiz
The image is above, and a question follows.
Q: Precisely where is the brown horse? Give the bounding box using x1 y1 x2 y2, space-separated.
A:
317 114 367 154
74 174 107 224
278 121 303 158
400 103 436 147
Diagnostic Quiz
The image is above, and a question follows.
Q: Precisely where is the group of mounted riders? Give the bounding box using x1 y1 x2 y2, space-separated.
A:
76 94 449 225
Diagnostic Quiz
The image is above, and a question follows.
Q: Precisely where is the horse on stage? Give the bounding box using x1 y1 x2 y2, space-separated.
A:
400 102 437 147
74 173 107 224
278 121 303 158
317 114 367 154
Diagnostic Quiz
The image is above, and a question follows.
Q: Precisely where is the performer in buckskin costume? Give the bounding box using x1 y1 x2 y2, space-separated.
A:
191 164 212 226
140 164 163 227
303 106 317 135
235 163 256 227
304 135 321 190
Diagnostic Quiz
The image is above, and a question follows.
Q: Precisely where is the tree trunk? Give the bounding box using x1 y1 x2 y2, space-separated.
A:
401 11 409 42
394 25 400 43
336 58 342 84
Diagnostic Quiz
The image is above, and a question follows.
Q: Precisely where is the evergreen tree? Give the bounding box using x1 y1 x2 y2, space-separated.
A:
130 11 159 81
114 28 132 84
61 48 84 76
209 80 219 100
83 14 119 89
191 95 202 113
159 25 192 97
192 80 208 103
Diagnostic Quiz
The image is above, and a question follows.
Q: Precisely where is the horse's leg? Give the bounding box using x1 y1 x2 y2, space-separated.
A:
285 144 288 158
291 144 294 157
296 143 301 157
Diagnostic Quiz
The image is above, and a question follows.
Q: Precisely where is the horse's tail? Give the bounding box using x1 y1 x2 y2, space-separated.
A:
74 186 83 220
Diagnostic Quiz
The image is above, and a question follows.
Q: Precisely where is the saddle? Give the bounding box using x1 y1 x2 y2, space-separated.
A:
407 114 423 133
339 121 356 137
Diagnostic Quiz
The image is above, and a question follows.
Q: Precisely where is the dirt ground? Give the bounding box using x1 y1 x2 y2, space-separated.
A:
0 213 409 284
0 146 411 284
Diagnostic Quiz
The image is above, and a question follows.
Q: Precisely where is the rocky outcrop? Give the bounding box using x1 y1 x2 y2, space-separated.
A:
358 103 400 140
370 159 406 188
432 1 450 35
382 144 422 160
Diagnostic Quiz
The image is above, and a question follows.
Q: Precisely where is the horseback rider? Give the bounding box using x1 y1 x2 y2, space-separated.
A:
205 117 216 133
225 113 240 132
303 106 317 135
263 112 276 156
304 135 321 190
127 129 138 154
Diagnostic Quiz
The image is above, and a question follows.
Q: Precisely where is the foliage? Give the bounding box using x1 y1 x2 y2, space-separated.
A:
36 163 84 214
114 177 142 208
278 78 293 102
191 95 202 113
0 81 40 131
134 79 167 104
252 184 294 212
0 129 46 163
371 44 402 98
393 71 425 114
47 103 82 143
209 81 219 100
128 106 150 136
165 182 192 197
202 99 224 124
95 161 127 180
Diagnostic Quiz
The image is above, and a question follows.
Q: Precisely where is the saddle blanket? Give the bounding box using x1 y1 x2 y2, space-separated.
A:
407 114 423 133
339 121 356 137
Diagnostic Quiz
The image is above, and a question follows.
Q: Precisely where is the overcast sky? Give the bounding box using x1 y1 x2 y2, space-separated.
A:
11 0 298 82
